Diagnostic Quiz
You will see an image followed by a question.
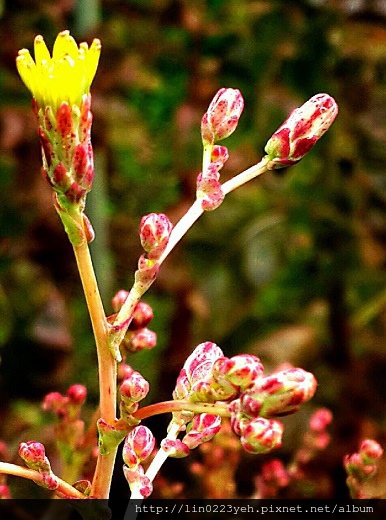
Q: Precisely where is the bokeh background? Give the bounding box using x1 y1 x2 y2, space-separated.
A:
0 0 385 499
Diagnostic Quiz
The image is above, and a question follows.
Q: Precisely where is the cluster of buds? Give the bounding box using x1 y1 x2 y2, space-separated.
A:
172 342 317 457
110 291 156 354
255 458 290 498
197 88 243 211
18 441 58 490
196 145 228 211
119 369 150 424
42 384 87 451
344 439 384 498
16 31 101 245
290 407 333 476
136 213 173 286
122 425 155 498
264 93 338 169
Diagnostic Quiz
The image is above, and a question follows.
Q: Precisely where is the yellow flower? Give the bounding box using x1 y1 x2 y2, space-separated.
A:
16 30 101 111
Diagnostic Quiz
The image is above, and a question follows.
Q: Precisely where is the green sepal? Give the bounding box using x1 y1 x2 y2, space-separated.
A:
97 419 127 456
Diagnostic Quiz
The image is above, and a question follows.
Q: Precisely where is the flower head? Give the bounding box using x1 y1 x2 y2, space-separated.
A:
16 30 101 112
201 88 244 144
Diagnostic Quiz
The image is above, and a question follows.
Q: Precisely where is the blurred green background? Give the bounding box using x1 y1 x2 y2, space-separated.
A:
0 0 385 499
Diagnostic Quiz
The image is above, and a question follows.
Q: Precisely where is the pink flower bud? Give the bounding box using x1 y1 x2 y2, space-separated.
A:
160 438 190 458
120 371 149 403
139 213 173 259
240 417 283 454
19 441 47 466
241 367 317 417
118 363 135 382
130 301 154 330
111 289 129 312
182 413 222 449
309 408 333 432
123 426 155 468
213 354 264 390
0 484 11 499
129 327 157 353
42 392 65 415
201 88 244 144
359 439 383 461
67 384 87 405
265 93 338 169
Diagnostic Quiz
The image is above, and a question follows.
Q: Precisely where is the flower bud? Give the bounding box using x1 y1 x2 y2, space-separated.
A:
139 213 173 260
19 441 47 468
67 384 87 405
213 354 264 390
129 327 157 353
160 438 190 458
241 367 317 417
182 413 222 450
309 407 333 432
265 93 338 169
123 426 155 468
111 289 129 313
120 371 149 403
240 417 283 454
130 301 154 330
359 439 383 462
201 88 244 144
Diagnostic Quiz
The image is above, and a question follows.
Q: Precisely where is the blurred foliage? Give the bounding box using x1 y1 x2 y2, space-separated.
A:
0 0 385 499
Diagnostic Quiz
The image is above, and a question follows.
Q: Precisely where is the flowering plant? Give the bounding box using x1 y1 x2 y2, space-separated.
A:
0 30 383 507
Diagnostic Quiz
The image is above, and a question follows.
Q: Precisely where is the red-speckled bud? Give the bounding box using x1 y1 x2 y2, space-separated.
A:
130 301 154 329
120 371 149 403
265 93 338 169
19 441 47 466
123 465 153 498
213 354 264 390
182 413 222 449
129 327 157 353
42 392 65 414
241 367 317 418
359 439 384 462
139 213 173 260
201 88 244 144
67 384 87 405
240 417 283 454
160 438 190 458
123 425 155 468
309 407 333 432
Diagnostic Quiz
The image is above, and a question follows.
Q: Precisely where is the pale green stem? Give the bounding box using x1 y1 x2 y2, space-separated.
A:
0 462 84 498
72 236 117 499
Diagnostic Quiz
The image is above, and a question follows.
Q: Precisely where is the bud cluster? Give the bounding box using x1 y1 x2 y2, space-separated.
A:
344 439 384 498
172 342 317 457
122 425 155 498
196 145 228 211
18 441 58 490
119 369 150 424
110 291 157 354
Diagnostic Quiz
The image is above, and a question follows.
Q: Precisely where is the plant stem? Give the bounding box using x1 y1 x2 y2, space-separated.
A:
72 238 117 498
133 399 230 422
0 462 84 498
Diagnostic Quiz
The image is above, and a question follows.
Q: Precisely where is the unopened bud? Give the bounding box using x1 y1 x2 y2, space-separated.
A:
160 438 190 458
182 413 222 449
240 417 283 454
130 301 154 330
241 367 317 417
129 327 157 353
67 384 87 405
139 213 173 260
111 289 129 313
201 88 244 144
213 354 264 390
265 93 338 169
120 371 149 403
123 426 155 468
359 439 383 462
